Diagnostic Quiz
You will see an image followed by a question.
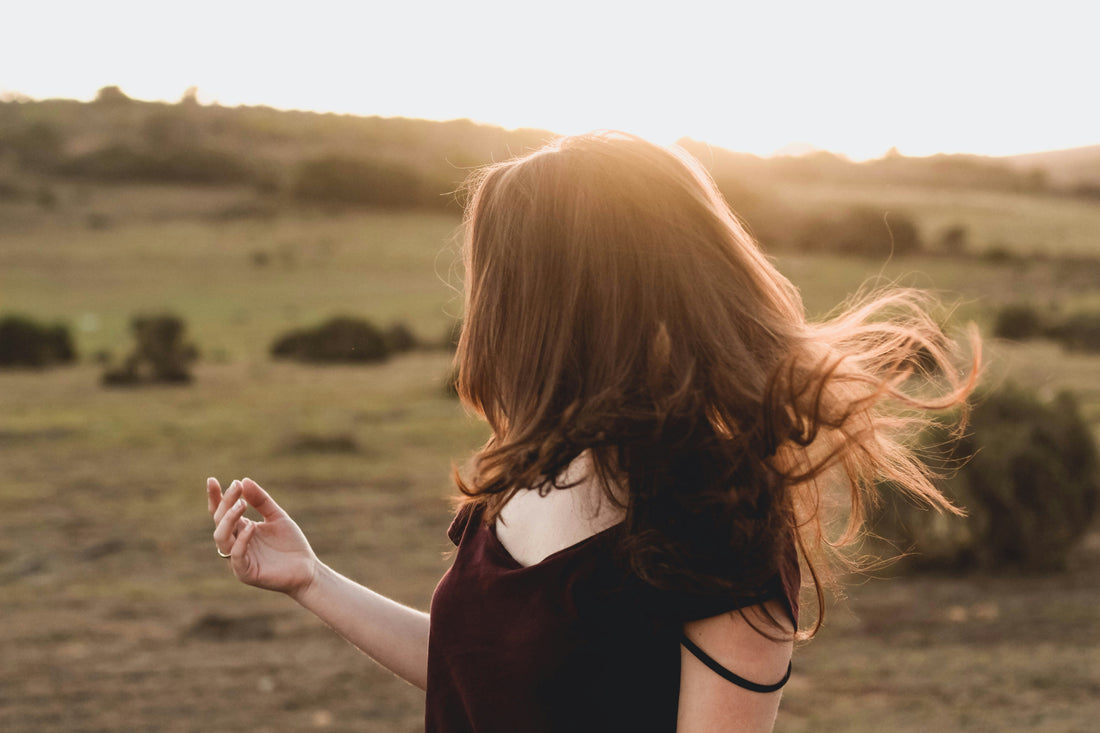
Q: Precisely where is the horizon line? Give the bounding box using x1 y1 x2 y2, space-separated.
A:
2 87 1097 163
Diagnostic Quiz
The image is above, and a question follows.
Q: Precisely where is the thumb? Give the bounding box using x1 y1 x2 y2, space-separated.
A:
239 478 289 521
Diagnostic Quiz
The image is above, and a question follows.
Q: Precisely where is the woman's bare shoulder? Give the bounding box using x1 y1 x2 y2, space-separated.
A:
678 601 794 732
494 453 625 567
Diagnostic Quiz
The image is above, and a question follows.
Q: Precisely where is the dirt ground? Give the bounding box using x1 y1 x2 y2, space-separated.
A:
1 351 1097 732
3 499 1098 731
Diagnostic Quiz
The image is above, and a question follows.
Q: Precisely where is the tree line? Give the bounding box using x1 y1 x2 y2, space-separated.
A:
4 87 1096 255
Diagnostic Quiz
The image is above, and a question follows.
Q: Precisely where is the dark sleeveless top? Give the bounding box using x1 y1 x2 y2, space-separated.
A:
425 503 799 733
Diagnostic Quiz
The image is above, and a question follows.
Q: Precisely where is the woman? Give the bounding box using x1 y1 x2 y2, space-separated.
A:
207 131 977 731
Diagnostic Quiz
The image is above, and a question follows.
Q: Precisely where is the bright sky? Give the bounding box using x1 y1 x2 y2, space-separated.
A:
3 0 1097 160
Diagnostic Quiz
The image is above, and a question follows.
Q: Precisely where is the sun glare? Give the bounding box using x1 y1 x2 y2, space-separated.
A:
2 1 1096 159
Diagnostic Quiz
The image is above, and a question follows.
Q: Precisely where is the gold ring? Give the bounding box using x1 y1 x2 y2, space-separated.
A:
217 547 232 559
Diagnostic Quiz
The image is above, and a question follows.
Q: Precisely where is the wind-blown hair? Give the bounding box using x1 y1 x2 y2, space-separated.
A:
453 131 978 637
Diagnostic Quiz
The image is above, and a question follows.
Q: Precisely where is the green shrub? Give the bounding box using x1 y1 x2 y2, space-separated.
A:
937 224 969 255
0 315 76 367
85 212 113 230
993 303 1047 340
875 386 1100 573
1047 312 1100 352
292 155 429 208
35 185 58 209
102 314 198 385
798 207 922 257
1072 183 1100 200
271 316 390 363
57 144 157 181
0 180 24 200
981 245 1021 265
994 305 1100 352
57 144 251 185
142 110 199 150
712 176 798 250
0 121 64 170
384 322 419 354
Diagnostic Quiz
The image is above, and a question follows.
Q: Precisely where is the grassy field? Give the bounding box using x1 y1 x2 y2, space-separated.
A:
770 180 1100 258
1 183 1098 731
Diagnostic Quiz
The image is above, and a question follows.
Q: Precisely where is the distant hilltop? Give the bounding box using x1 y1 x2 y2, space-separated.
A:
767 139 1100 189
1 88 1097 198
1001 146 1100 188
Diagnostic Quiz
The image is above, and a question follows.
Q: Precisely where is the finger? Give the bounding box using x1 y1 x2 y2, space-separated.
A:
212 480 239 524
213 497 248 553
206 477 223 517
212 480 243 525
240 478 289 522
230 519 258 573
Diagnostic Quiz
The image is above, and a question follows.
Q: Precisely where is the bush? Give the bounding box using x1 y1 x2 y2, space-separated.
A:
1047 312 1100 352
875 387 1100 573
85 212 112 230
0 121 64 170
0 315 76 367
712 176 798 250
271 316 391 363
993 302 1047 340
292 156 429 208
937 224 969 255
993 305 1100 352
981 245 1021 265
35 185 58 209
102 314 198 385
142 111 199 150
0 180 25 201
798 207 922 257
384 322 419 354
57 144 251 185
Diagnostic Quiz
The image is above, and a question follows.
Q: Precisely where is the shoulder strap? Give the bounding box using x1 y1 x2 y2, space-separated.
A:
447 502 480 546
680 634 791 693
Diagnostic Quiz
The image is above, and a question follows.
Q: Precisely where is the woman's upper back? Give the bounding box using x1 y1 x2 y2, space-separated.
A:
425 466 799 733
493 452 626 568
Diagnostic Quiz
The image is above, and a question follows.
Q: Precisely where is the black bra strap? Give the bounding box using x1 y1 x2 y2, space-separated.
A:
680 634 791 693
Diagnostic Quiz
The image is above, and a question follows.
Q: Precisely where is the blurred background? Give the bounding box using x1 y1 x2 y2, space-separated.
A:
1 1 1097 731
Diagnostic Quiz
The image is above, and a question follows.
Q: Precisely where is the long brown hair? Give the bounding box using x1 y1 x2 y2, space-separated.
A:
453 131 978 637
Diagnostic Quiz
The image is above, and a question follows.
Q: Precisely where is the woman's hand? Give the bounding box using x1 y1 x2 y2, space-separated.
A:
207 477 319 600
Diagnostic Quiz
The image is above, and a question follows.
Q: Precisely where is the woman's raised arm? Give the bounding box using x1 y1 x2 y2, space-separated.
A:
208 477 431 689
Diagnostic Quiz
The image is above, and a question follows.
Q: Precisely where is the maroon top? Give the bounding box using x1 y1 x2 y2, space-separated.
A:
425 503 799 733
